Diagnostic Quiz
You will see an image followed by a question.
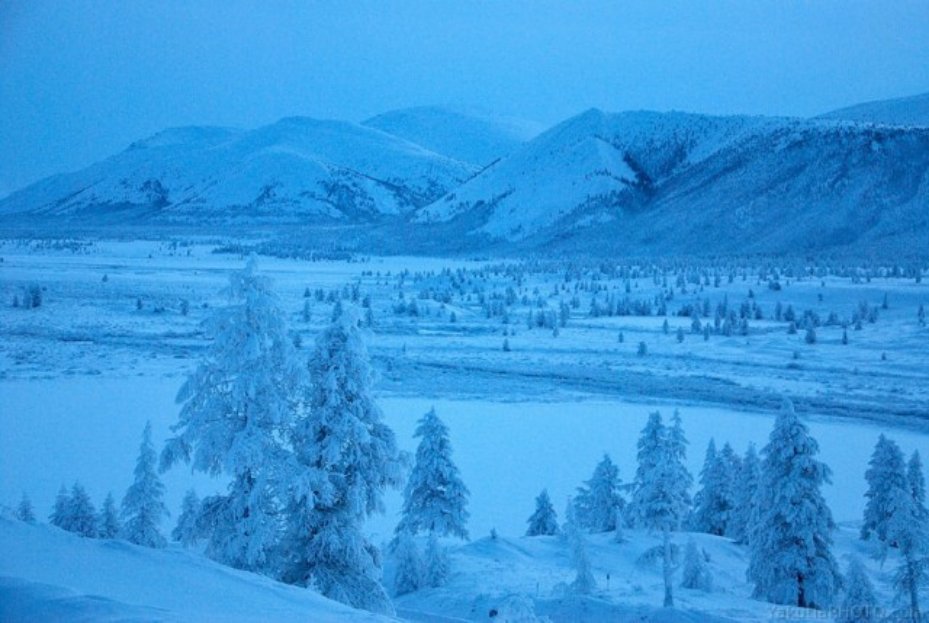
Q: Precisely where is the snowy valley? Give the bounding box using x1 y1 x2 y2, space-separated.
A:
1 238 928 622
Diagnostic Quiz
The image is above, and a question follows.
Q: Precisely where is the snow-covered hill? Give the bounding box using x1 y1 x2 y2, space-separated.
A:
819 91 929 127
363 106 543 167
0 517 396 622
415 109 929 255
414 109 776 240
0 117 476 225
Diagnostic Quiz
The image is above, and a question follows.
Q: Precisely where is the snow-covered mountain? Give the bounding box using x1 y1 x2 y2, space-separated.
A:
414 109 778 240
818 91 929 127
3 103 929 257
0 117 476 224
362 106 543 167
415 109 929 255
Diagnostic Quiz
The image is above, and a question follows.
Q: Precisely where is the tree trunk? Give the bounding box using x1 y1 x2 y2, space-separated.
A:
663 527 674 608
907 556 920 622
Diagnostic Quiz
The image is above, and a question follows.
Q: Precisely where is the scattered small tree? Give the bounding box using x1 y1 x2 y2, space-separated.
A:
681 539 713 592
861 434 908 550
393 530 423 596
16 493 36 524
396 408 470 540
122 421 168 548
564 500 596 595
837 556 878 623
423 531 450 588
574 454 623 533
49 485 70 529
172 489 203 547
98 492 121 539
526 489 559 537
65 482 98 538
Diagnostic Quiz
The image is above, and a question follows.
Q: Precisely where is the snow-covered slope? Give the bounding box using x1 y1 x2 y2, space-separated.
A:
362 106 543 167
0 117 476 225
415 109 929 255
0 517 395 622
415 109 777 240
819 91 929 127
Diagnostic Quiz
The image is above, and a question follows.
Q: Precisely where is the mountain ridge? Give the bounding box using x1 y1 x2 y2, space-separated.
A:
2 103 928 257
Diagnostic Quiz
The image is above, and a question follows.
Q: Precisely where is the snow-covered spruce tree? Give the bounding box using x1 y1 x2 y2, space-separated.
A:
908 450 927 519
885 482 928 622
564 499 596 595
861 434 908 547
65 482 98 538
122 421 168 548
691 439 737 536
279 306 402 614
747 398 840 610
98 492 121 539
423 531 450 588
172 489 203 547
837 556 878 623
681 539 713 592
393 530 423 596
728 444 761 545
49 485 70 528
526 489 559 536
16 493 35 524
396 407 470 540
574 454 623 533
161 258 303 572
632 415 691 608
667 409 694 515
629 411 665 528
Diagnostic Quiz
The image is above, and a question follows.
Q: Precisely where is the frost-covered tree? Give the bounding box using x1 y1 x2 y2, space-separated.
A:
279 307 402 614
423 531 450 588
885 479 928 621
526 489 559 536
861 434 908 547
908 450 927 519
396 408 469 540
65 482 98 538
98 492 121 539
632 413 691 607
692 440 741 536
172 489 203 547
16 493 35 524
728 444 761 545
564 499 596 595
837 556 878 623
393 530 423 596
161 258 303 572
747 399 839 610
630 411 665 528
49 485 70 528
575 454 623 533
681 539 713 592
122 421 168 548
666 410 693 514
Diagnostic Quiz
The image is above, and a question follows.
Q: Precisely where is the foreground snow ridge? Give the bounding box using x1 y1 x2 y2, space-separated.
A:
0 518 396 622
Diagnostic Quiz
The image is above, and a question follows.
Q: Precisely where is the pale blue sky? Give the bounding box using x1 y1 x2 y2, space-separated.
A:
1 0 928 197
